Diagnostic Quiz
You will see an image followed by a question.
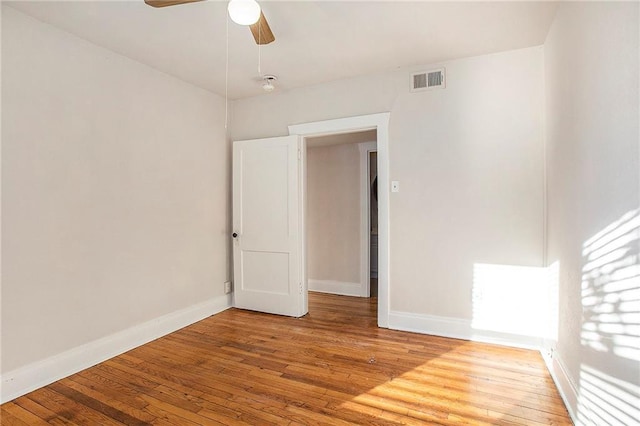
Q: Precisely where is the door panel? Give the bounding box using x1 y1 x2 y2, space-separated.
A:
242 251 290 294
232 135 305 317
241 144 290 247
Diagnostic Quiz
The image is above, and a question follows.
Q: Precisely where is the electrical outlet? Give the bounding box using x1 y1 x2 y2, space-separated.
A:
224 281 232 294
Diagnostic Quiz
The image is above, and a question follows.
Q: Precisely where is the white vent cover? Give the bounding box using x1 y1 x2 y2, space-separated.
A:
411 68 445 92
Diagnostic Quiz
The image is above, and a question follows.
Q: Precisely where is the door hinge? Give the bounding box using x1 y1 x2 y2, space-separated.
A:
299 282 303 294
298 149 302 160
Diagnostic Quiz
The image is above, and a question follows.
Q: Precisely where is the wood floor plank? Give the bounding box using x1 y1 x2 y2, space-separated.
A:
1 401 50 425
74 369 152 408
0 410 30 426
46 381 146 426
11 396 79 425
61 376 156 423
25 387 124 425
1 292 572 425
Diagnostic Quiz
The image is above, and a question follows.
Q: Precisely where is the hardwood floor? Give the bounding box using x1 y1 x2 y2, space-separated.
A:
1 293 571 425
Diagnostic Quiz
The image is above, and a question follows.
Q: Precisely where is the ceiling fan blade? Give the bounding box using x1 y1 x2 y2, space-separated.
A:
250 11 275 45
145 0 275 45
144 0 204 8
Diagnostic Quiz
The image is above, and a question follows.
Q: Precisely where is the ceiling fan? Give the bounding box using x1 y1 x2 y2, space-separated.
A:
144 0 275 45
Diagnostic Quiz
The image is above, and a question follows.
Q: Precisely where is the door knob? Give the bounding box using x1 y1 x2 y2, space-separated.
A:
232 232 238 238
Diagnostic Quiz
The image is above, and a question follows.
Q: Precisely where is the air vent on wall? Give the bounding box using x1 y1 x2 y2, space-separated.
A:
411 68 445 92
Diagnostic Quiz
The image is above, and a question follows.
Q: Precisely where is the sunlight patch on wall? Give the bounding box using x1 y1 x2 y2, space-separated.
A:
581 209 640 361
577 209 640 425
471 263 558 339
577 365 640 426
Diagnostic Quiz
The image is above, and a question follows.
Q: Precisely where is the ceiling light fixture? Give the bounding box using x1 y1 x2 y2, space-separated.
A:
228 0 261 26
262 75 277 92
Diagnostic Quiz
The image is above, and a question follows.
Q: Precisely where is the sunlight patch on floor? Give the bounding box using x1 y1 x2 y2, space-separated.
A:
338 355 537 424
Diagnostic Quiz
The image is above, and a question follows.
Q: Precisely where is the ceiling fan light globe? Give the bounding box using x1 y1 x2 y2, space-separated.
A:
228 0 261 26
262 82 275 92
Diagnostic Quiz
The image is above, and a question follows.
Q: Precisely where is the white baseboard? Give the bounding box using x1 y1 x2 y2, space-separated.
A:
0 294 232 403
388 310 542 350
308 279 363 297
541 350 579 424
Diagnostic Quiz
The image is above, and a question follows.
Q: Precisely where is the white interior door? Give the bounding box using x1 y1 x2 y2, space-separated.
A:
232 135 306 317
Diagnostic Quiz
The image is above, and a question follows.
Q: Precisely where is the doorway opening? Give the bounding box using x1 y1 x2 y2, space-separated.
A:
288 113 390 328
305 131 377 299
369 150 378 298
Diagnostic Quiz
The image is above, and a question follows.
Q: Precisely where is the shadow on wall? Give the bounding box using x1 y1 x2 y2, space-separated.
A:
578 209 640 425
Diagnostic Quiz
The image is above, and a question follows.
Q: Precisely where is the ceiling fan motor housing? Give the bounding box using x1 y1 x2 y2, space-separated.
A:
262 75 277 92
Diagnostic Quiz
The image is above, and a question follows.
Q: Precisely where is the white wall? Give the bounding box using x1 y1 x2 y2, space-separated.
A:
544 2 639 422
307 143 361 288
1 5 230 378
232 46 545 330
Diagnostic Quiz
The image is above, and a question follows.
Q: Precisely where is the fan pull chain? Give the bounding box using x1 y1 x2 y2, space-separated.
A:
225 12 229 130
257 15 262 75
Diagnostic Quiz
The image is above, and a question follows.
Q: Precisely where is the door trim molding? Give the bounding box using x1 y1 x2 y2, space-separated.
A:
289 112 391 327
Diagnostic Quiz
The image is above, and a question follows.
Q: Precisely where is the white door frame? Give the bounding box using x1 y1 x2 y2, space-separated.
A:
289 113 390 328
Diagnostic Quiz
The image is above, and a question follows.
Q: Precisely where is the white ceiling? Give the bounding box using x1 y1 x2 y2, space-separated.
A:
6 0 558 99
